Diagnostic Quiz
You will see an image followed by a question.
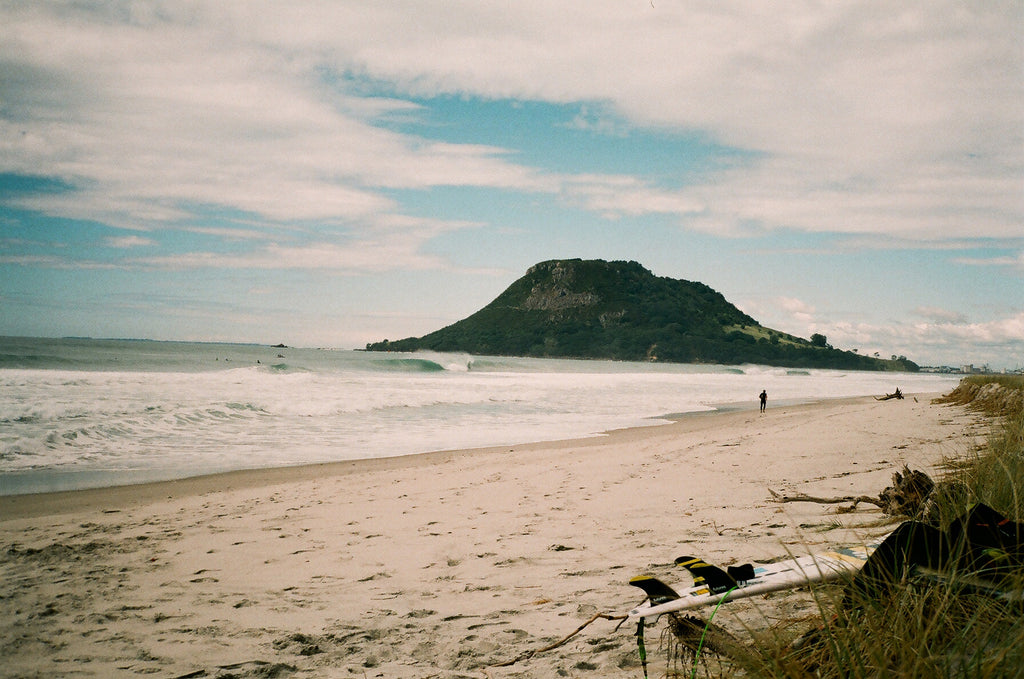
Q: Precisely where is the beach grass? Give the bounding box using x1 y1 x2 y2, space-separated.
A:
962 374 1024 391
677 376 1024 679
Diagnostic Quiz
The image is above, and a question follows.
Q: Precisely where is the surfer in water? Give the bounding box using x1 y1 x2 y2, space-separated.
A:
759 389 767 413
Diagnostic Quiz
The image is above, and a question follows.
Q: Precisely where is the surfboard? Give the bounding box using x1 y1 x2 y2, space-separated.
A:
627 542 878 620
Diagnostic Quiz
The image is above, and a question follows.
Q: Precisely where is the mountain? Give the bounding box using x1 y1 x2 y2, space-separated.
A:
366 259 918 371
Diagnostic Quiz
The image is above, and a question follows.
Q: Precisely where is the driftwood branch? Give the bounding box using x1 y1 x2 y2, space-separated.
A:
769 466 935 517
768 488 883 508
491 611 626 668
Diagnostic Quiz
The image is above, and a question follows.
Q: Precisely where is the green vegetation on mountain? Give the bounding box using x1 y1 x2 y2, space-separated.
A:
367 259 918 371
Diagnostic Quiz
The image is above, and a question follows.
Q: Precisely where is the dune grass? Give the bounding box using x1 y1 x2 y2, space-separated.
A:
962 375 1024 391
673 377 1024 679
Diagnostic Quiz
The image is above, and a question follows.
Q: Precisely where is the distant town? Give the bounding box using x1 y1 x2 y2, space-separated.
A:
919 364 1024 376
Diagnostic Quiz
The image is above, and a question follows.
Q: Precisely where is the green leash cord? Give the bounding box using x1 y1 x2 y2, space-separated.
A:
636 583 738 678
636 619 648 679
690 585 738 679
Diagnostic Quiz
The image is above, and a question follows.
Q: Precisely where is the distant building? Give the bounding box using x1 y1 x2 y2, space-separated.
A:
920 365 959 374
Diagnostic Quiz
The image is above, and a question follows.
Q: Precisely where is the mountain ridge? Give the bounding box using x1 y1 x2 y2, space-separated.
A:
367 259 918 371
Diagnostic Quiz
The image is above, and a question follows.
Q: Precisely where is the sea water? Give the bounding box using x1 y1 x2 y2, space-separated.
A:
0 337 961 495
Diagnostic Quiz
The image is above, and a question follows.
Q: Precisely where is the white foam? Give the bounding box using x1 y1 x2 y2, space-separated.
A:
0 354 961 493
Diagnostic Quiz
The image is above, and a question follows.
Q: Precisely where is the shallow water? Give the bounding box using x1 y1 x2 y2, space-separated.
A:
0 337 960 494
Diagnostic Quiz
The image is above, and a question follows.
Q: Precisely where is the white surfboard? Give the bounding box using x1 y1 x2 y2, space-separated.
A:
627 542 878 620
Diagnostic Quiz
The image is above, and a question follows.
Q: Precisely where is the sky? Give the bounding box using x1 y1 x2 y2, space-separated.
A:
1 1 1022 370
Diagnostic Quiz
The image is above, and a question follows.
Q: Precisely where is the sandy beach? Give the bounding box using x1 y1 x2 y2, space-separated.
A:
0 394 990 678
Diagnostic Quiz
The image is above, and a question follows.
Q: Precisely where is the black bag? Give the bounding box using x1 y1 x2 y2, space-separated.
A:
844 503 1023 607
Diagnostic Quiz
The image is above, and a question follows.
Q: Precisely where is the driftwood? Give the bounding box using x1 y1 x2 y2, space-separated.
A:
875 388 903 401
492 603 757 670
492 611 625 667
769 466 935 517
878 466 934 515
768 488 883 510
665 612 756 670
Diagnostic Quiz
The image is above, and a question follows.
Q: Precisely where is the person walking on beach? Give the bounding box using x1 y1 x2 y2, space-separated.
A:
759 390 767 413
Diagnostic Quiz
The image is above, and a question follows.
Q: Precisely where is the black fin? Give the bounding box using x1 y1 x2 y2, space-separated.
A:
727 563 755 583
629 575 680 605
674 555 738 593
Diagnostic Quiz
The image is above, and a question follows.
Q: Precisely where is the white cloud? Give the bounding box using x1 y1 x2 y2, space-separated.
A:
563 175 705 218
777 297 815 314
775 297 817 326
929 312 1024 345
563 105 628 136
129 212 480 273
953 251 1024 271
817 311 1024 368
130 240 439 273
0 2 552 239
736 295 1023 368
290 1 1021 239
0 254 116 269
1 0 1019 247
105 235 154 248
913 307 968 324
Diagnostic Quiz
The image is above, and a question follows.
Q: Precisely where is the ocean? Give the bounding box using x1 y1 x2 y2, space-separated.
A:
0 336 961 495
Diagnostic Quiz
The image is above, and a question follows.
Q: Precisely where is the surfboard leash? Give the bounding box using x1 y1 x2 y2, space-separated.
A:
690 584 738 679
635 618 648 679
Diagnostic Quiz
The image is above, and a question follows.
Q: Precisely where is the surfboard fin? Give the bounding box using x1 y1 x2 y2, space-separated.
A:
674 556 742 594
728 563 755 583
629 575 681 605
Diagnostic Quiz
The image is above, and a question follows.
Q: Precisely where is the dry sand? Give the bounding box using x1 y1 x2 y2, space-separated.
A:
0 394 991 678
